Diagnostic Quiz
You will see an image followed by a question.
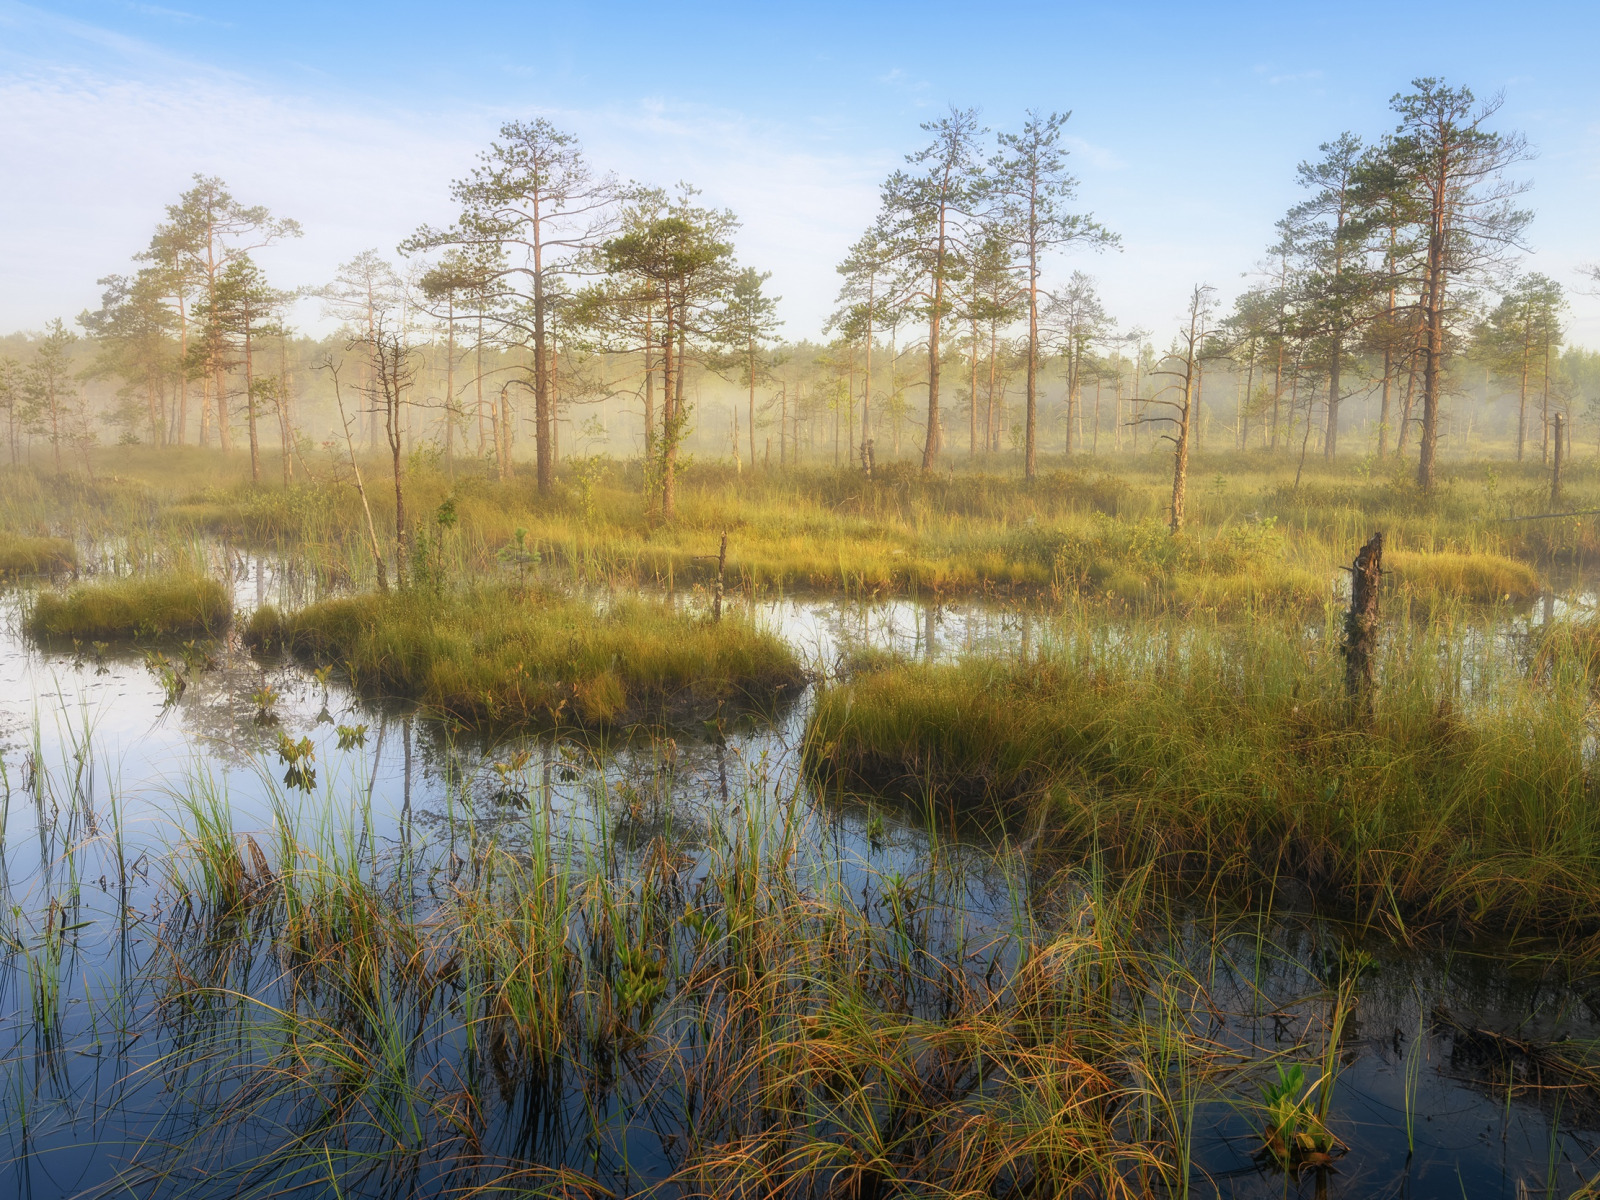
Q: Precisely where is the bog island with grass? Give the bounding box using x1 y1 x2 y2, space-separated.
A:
5 20 1600 1198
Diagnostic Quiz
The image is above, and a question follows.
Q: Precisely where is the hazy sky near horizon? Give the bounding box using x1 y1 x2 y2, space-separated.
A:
3 0 1598 346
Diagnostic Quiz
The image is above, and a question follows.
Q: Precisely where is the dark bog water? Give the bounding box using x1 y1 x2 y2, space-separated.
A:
0 555 1597 1198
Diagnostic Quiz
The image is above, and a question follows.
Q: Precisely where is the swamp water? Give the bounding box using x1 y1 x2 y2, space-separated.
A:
0 556 1596 1197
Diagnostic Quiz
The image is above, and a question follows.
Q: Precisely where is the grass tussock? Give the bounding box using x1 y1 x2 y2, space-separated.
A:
248 585 807 727
25 573 232 640
1386 549 1543 606
0 531 75 576
806 616 1600 937
108 777 1230 1197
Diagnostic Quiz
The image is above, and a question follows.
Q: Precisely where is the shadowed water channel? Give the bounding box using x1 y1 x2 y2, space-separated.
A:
0 552 1597 1198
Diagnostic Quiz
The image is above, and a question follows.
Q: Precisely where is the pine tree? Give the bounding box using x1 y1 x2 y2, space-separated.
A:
406 119 617 495
991 110 1116 477
879 106 986 472
1385 80 1531 492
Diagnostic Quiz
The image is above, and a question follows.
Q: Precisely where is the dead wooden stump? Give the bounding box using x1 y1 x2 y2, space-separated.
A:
713 531 727 622
1343 532 1384 712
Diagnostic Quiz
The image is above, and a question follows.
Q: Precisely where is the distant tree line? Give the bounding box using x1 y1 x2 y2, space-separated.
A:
3 76 1598 518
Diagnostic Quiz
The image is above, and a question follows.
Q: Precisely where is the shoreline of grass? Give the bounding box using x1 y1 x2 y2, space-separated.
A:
1387 548 1542 605
25 573 232 641
805 617 1600 939
247 584 809 729
5 454 1573 608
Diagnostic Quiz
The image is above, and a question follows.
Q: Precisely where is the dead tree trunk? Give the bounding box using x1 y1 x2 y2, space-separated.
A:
1551 412 1565 508
1343 532 1384 714
713 531 727 622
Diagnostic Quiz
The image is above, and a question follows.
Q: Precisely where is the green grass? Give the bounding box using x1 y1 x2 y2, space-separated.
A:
0 531 75 576
247 585 808 727
807 611 1600 937
4 442 1598 1195
6 715 1592 1197
3 449 1577 609
25 572 232 640
1387 549 1544 605
73 761 1221 1195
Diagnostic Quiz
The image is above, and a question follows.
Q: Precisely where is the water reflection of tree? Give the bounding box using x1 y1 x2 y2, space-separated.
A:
173 639 320 765
406 722 725 860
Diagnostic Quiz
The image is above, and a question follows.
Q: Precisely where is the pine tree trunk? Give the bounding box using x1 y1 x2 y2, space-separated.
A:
245 321 260 484
1416 173 1448 494
969 320 978 457
531 201 553 496
1325 335 1341 460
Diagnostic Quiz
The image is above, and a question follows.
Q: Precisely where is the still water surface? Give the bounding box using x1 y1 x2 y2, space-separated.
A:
0 554 1595 1197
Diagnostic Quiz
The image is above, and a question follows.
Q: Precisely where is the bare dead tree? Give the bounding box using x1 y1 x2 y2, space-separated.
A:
359 320 422 584
323 356 389 594
1127 285 1216 534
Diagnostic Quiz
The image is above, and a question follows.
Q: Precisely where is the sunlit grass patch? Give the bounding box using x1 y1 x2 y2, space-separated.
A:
1386 549 1543 605
0 532 75 576
25 573 231 640
248 585 807 727
806 617 1599 935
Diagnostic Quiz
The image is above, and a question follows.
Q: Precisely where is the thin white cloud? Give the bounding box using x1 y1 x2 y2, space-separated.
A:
1062 134 1125 172
0 64 476 330
3 2 1596 349
0 50 887 336
120 2 229 28
1 0 194 69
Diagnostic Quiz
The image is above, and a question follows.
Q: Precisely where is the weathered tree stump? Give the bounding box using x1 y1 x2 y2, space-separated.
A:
713 531 727 622
1343 532 1384 712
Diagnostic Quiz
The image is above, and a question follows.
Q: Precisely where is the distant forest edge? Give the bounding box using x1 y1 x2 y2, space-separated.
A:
2 78 1596 517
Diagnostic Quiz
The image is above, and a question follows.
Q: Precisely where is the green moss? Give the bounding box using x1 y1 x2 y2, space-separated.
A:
26 574 232 640
257 586 807 729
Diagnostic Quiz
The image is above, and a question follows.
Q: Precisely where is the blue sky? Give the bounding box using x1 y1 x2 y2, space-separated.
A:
3 0 1597 343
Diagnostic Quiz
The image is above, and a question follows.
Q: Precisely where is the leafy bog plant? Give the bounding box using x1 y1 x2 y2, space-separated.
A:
275 733 316 792
1258 1064 1341 1170
250 684 280 724
142 650 187 705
